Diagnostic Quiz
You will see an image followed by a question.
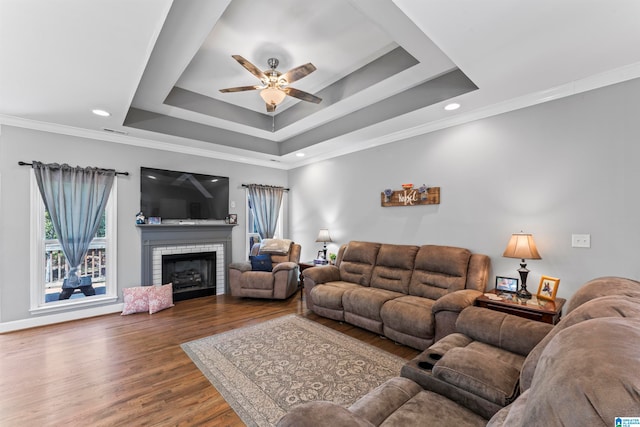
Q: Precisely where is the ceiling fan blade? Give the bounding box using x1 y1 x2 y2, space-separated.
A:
232 55 266 81
282 63 316 84
282 87 322 104
266 103 276 113
219 85 262 93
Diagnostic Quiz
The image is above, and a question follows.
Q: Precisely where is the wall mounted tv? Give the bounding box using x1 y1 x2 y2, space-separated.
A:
140 167 229 220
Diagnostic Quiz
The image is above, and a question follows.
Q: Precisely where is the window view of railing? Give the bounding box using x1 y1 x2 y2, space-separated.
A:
43 211 107 302
44 239 107 300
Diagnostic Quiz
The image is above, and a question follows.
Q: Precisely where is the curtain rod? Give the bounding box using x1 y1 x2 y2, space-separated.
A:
242 183 289 191
18 161 129 176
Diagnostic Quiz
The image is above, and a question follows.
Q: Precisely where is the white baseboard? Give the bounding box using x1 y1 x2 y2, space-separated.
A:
0 303 124 333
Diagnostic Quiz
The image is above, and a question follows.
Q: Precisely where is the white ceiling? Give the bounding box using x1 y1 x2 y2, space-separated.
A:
2 0 640 170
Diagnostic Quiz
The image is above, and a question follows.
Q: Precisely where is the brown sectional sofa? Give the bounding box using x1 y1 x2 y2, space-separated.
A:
277 276 640 426
303 241 491 350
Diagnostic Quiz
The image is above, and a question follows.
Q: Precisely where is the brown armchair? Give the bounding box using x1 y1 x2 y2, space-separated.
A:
229 239 301 299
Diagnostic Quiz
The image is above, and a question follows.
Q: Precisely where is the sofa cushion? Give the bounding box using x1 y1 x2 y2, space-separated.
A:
240 271 275 290
380 295 436 340
310 281 362 310
343 287 404 321
409 245 471 299
381 389 487 426
433 347 520 407
500 318 640 426
338 241 381 286
370 244 419 293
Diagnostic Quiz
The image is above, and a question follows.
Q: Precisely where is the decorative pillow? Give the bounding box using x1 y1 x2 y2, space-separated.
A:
148 283 174 314
250 254 273 272
259 238 293 255
121 286 151 315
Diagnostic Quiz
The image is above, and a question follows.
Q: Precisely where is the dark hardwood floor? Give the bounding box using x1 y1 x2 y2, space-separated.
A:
0 295 419 426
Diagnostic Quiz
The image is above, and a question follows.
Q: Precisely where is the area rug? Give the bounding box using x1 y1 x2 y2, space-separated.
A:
181 314 406 426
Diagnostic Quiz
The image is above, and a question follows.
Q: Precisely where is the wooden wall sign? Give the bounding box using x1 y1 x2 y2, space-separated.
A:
381 187 440 207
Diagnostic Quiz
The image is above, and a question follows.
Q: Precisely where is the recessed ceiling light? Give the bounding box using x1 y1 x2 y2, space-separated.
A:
444 103 460 111
92 109 111 117
296 153 305 157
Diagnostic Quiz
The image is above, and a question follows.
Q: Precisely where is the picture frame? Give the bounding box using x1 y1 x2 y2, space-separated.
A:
148 216 161 225
537 275 560 301
495 276 519 293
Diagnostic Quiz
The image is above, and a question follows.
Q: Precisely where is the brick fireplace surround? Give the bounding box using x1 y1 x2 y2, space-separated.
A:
138 223 234 295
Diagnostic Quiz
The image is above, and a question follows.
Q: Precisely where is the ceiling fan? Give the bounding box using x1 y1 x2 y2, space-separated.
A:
219 55 322 113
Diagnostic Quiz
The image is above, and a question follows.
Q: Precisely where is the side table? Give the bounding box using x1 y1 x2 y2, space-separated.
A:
475 289 566 325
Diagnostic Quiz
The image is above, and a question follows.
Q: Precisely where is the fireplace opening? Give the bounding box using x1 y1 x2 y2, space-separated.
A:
162 252 216 301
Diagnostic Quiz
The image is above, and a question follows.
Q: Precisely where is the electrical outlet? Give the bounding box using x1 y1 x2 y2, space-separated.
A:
231 201 236 208
572 234 591 248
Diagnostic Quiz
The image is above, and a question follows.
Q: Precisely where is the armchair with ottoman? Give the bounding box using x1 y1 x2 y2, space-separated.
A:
278 276 640 426
228 239 301 299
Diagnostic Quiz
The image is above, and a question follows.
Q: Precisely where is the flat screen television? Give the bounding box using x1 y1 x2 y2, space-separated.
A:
140 167 229 220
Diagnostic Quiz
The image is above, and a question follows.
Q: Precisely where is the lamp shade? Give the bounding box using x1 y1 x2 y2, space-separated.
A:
315 228 332 243
260 87 286 106
503 233 541 260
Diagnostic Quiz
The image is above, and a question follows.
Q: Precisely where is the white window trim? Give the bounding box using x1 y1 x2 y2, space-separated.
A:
29 173 118 314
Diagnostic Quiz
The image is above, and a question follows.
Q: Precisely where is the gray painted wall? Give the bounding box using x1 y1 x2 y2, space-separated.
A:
2 77 639 324
289 77 640 301
0 126 287 322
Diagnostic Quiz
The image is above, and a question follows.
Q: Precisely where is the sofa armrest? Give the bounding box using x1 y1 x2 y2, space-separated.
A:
303 265 341 284
273 261 297 273
228 262 252 272
433 289 483 314
302 266 341 311
432 290 483 342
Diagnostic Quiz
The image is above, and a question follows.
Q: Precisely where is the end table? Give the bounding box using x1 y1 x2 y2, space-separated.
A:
475 289 566 325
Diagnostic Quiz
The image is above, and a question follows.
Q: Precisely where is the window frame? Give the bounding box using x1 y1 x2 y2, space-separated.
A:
29 173 118 313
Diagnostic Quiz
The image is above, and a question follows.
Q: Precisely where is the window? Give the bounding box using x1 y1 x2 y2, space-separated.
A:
30 174 118 312
246 193 284 257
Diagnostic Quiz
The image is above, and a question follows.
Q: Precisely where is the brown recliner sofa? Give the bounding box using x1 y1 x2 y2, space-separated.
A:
277 276 640 426
228 239 301 299
303 241 491 350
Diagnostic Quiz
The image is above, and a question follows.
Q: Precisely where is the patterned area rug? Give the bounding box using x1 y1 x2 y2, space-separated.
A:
181 314 405 426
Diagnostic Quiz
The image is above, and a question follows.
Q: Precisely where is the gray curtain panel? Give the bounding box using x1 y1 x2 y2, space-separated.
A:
247 184 284 239
32 161 115 287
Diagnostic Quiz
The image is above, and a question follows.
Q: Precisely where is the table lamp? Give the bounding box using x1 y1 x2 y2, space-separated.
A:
502 233 541 299
315 229 332 259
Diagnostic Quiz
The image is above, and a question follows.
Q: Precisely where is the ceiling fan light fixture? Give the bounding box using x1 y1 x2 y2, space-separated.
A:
260 87 286 106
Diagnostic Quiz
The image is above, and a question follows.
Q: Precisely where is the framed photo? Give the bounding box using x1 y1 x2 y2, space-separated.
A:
537 275 560 300
495 276 519 293
148 216 161 225
226 214 237 224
